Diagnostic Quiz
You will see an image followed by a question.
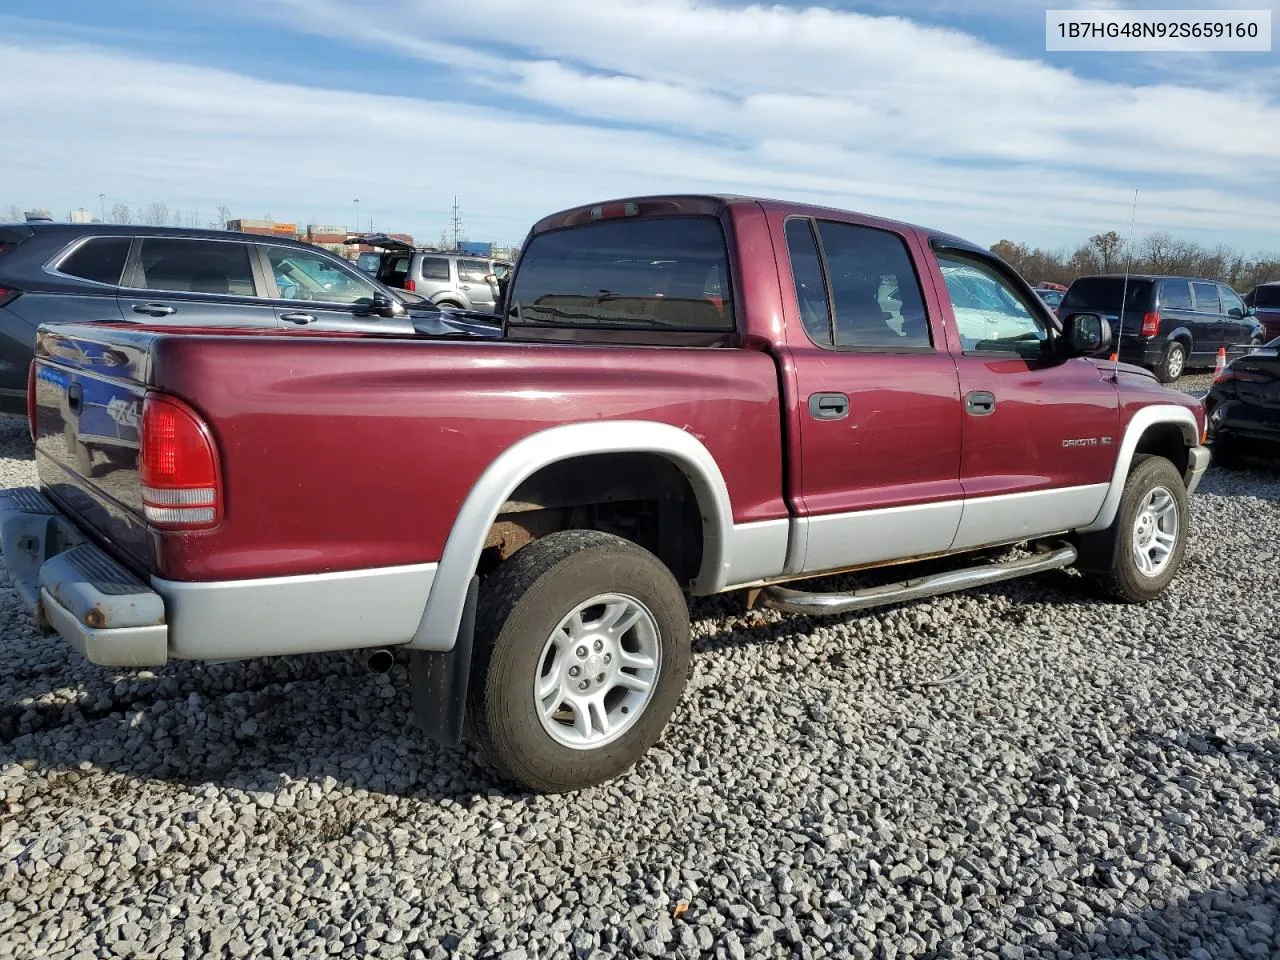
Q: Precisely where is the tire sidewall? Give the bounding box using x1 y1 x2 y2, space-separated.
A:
477 538 690 791
1112 457 1189 600
1158 341 1186 383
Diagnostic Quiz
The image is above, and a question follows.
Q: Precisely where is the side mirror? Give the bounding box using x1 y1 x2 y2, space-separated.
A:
1228 306 1244 319
369 292 406 318
484 273 497 284
1061 312 1112 358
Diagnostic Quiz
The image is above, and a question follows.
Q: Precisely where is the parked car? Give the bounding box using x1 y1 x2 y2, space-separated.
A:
346 235 512 313
1243 281 1280 342
2 194 1209 794
0 223 501 416
1205 334 1280 468
1033 288 1064 309
1058 274 1267 383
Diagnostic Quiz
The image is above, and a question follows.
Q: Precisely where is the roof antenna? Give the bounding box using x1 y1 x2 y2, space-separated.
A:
1112 188 1140 384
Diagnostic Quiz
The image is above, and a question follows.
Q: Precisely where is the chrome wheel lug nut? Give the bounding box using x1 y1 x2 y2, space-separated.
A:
593 640 603 652
596 673 605 684
578 680 589 691
576 647 587 659
604 654 611 664
569 666 580 678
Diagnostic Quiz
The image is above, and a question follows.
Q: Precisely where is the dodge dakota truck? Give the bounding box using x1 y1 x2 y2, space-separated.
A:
0 194 1210 793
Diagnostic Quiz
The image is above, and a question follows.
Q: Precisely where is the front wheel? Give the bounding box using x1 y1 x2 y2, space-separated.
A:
1154 341 1186 383
1094 454 1189 603
468 530 691 793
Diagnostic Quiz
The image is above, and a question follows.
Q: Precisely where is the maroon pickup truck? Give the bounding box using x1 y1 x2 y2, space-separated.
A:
2 194 1209 792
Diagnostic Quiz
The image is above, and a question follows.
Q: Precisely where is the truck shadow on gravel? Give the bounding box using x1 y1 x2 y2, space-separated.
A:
1025 879 1280 959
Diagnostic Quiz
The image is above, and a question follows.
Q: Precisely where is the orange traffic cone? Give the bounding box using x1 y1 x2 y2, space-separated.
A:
1214 347 1227 378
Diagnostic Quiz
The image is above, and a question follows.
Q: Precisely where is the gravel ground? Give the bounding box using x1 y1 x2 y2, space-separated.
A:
2 379 1278 960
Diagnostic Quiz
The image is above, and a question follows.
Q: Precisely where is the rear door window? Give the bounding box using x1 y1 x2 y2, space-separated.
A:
1160 280 1193 310
57 237 131 286
784 218 833 345
419 257 450 281
132 238 258 296
506 216 734 331
457 259 490 283
1192 282 1221 314
815 220 931 350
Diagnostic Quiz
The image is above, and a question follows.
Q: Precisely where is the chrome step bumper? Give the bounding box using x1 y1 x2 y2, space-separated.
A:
760 543 1079 617
0 487 168 667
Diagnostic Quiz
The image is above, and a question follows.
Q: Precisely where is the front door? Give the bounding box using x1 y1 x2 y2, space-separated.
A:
926 244 1119 551
1219 284 1252 352
259 244 414 334
1190 281 1227 360
779 215 964 574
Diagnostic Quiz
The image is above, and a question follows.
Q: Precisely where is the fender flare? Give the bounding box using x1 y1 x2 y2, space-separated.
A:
1076 404 1199 534
1163 328 1194 349
409 420 735 650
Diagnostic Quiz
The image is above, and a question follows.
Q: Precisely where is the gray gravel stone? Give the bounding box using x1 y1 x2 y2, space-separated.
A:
0 389 1278 959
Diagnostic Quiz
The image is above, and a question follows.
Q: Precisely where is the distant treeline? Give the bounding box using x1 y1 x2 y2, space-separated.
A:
991 231 1280 293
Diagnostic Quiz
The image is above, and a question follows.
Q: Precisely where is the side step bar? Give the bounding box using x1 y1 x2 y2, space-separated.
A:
760 543 1078 616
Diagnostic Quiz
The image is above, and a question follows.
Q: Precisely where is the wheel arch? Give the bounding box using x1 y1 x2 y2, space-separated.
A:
1077 404 1200 535
410 421 735 651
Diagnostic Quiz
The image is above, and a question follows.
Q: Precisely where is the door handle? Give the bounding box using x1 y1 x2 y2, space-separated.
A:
808 392 849 420
459 284 471 290
280 312 316 324
132 303 175 317
965 390 996 416
67 381 83 414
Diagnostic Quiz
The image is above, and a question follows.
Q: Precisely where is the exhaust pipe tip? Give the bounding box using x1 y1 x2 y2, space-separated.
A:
366 648 395 675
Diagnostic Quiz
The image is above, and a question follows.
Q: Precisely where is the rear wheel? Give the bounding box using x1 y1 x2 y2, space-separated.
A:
1093 454 1189 603
436 299 463 310
1154 340 1187 383
467 530 691 793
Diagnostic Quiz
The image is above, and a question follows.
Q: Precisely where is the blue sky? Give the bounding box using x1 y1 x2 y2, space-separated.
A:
4 0 1278 253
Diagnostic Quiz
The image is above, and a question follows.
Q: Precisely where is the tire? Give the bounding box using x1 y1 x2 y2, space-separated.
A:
1094 454 1189 603
1154 341 1187 383
467 529 691 793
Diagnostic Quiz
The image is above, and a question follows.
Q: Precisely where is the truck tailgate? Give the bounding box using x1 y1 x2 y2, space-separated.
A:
30 326 154 573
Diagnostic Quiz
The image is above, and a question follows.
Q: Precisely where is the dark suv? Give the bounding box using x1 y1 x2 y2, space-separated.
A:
0 223 500 415
1059 274 1267 382
1243 281 1280 342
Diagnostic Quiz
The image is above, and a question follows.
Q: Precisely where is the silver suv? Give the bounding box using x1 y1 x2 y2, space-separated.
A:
349 237 511 313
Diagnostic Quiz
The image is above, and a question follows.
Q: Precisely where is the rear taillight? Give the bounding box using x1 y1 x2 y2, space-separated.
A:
140 393 222 529
403 278 416 292
1141 312 1160 337
0 285 19 308
26 361 36 441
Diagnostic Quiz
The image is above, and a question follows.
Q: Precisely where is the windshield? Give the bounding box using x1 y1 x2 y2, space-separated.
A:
1062 277 1153 312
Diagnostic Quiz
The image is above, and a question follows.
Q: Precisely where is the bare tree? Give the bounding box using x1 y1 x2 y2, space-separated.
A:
142 201 170 226
1089 231 1123 272
3 204 22 222
109 203 132 224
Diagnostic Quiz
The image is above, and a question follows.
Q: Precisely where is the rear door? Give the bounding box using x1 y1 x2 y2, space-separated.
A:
776 214 965 573
1190 281 1226 359
925 242 1118 550
259 243 414 333
1157 279 1197 348
457 258 497 310
120 236 280 327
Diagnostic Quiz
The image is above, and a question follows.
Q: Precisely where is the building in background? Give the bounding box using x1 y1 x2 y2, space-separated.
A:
68 209 94 223
227 218 298 238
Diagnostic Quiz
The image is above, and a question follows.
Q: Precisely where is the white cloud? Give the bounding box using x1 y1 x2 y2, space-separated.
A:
5 0 1280 252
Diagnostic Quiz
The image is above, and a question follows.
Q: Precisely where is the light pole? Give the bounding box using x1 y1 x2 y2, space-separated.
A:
99 193 105 222
353 198 359 235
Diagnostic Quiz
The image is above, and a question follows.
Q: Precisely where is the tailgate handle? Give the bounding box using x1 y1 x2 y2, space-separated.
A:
67 382 83 413
133 303 176 317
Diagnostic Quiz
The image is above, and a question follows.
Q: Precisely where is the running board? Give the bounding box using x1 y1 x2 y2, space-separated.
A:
759 543 1078 616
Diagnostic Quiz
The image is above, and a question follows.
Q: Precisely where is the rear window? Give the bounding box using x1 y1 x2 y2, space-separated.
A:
1062 277 1153 312
1253 285 1280 309
506 216 734 331
58 237 131 285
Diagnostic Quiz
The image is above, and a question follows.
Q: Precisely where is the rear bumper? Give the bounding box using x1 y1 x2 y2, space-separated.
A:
1117 337 1166 366
0 486 440 667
